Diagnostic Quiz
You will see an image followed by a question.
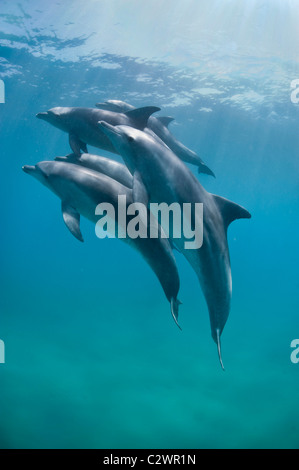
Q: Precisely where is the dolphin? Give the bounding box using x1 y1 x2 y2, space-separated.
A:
98 122 251 369
55 152 133 189
95 100 135 113
36 106 160 157
54 152 179 254
95 100 215 177
22 161 182 326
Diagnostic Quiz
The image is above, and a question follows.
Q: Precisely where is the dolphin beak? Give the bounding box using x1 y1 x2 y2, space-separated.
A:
36 112 48 120
98 121 120 139
22 165 36 174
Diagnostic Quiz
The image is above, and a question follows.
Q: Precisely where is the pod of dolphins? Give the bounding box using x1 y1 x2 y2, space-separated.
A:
23 100 251 369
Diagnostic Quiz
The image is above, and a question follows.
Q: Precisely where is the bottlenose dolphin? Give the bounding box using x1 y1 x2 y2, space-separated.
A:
54 153 180 253
55 152 133 189
36 106 160 157
22 161 181 326
98 122 251 368
95 100 135 113
96 100 215 177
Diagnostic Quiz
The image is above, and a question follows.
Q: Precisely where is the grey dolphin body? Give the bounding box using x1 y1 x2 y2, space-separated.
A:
55 152 133 188
95 100 215 177
95 100 135 113
22 161 181 325
36 106 160 158
98 122 251 368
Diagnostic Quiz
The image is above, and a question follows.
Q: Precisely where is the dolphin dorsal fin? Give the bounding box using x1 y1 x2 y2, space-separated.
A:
212 194 251 230
124 106 161 129
156 116 175 128
61 201 84 242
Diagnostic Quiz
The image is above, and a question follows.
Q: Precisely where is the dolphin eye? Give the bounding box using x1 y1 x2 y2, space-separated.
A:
127 135 134 143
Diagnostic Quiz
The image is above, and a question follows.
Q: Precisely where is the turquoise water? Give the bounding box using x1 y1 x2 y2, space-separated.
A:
1 0 299 449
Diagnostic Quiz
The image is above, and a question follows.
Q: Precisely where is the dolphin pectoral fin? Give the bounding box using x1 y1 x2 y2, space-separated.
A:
170 298 182 330
124 106 161 129
69 134 87 156
156 116 175 128
212 194 251 230
132 171 149 207
69 133 82 157
61 201 84 242
216 329 225 371
81 142 88 153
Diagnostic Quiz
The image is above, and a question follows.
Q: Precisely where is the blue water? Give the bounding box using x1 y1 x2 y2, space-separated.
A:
1 0 299 449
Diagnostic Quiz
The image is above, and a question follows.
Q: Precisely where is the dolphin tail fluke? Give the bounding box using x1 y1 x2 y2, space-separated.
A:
216 329 225 371
170 298 182 330
198 163 215 178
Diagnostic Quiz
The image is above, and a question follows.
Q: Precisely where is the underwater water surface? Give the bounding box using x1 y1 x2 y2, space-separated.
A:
0 0 299 449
